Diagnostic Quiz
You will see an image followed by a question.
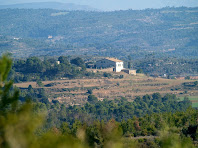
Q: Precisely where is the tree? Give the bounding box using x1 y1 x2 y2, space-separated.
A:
28 84 34 94
0 54 89 148
185 76 190 80
136 69 143 74
28 84 33 90
26 57 43 73
87 95 98 104
36 80 43 87
119 75 124 79
128 62 132 69
71 57 85 67
103 72 112 78
0 54 18 112
58 56 69 65
87 89 93 94
194 81 198 86
0 54 38 147
152 93 162 100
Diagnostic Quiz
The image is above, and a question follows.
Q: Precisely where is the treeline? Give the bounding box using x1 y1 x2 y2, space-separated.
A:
33 93 192 126
9 55 198 81
1 55 198 147
132 56 198 76
10 56 99 82
20 83 193 125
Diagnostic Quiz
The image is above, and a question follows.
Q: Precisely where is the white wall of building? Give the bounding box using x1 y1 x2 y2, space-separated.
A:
115 61 124 72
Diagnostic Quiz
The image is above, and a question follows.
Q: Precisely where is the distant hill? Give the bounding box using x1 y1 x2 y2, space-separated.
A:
0 2 98 11
1 0 198 10
0 7 198 58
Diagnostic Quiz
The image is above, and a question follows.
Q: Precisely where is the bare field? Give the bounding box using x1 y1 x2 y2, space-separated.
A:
14 73 198 104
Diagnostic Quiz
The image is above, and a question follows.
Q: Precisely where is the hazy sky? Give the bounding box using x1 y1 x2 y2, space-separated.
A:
1 0 198 10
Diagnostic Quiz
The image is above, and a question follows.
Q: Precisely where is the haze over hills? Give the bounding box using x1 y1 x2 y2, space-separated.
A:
0 2 98 11
1 0 198 11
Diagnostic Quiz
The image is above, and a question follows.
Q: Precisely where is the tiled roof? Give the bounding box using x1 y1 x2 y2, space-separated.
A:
105 58 123 62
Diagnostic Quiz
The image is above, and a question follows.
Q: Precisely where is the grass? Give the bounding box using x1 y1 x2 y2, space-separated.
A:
178 96 198 108
178 96 198 101
192 103 198 108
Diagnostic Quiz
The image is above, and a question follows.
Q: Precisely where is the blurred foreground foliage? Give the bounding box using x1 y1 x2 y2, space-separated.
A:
0 54 198 148
0 55 88 148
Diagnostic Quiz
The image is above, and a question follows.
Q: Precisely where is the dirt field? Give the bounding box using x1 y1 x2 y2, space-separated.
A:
14 72 198 105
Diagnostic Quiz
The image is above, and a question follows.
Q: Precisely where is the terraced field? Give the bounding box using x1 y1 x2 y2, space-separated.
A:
14 72 198 106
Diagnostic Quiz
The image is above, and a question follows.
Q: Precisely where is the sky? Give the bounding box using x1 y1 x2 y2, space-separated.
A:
0 0 198 11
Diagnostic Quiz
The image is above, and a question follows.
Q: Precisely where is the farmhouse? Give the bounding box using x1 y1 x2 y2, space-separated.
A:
96 58 124 72
121 69 136 75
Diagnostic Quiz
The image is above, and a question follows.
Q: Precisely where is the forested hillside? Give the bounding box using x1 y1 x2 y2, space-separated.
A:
0 7 198 58
1 55 198 148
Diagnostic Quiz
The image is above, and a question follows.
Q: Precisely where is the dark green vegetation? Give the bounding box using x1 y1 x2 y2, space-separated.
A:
132 57 198 76
48 93 193 124
23 88 193 124
10 55 198 81
10 56 102 82
0 7 198 58
1 55 198 147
